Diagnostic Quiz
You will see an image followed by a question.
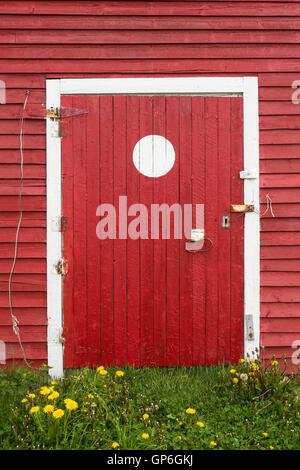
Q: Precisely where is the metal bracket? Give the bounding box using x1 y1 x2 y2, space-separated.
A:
246 315 255 341
53 258 68 276
240 169 259 179
231 204 255 213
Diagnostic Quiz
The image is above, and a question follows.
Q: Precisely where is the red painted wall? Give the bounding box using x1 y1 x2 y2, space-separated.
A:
0 1 300 370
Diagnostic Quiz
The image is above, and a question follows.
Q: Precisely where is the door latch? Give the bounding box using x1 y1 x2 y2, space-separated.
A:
231 204 254 213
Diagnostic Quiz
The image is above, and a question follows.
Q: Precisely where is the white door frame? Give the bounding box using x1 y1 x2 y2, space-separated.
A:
46 77 260 378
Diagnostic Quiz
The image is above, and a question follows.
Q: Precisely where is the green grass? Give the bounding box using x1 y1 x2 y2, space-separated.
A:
0 361 299 450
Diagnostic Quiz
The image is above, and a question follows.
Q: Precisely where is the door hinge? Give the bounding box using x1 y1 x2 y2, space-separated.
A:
246 315 255 341
240 169 259 179
55 258 68 276
51 216 68 232
231 204 255 213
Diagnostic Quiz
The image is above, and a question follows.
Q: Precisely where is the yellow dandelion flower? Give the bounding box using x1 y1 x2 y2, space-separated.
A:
87 394 94 399
51 381 57 385
85 401 90 405
99 369 108 376
269 446 274 450
97 366 104 372
115 370 124 377
65 399 78 411
233 377 239 384
28 393 35 399
178 421 183 426
271 360 278 366
29 406 39 414
230 369 236 374
53 409 64 419
112 442 120 448
44 405 55 413
210 441 217 447
82 408 87 413
239 358 245 363
142 433 149 439
21 398 28 403
251 363 259 371
48 391 59 400
177 436 182 440
196 421 205 428
262 432 268 437
143 413 149 420
186 408 196 414
103 384 107 388
40 387 51 395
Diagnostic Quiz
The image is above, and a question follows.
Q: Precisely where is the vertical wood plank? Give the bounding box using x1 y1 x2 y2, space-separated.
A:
191 97 206 366
204 97 219 365
166 96 180 366
72 95 88 367
217 98 232 364
230 97 244 363
140 96 154 367
61 94 74 368
127 95 141 366
99 95 114 366
179 96 193 365
113 95 127 366
153 95 167 366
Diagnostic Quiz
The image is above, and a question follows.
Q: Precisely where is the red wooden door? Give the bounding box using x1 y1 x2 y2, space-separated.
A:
61 94 244 369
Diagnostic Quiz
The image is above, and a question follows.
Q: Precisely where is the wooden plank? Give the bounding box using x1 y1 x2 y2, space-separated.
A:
0 258 45 273
61 94 74 368
0 150 45 164
260 188 300 203
260 116 300 130
0 212 46 228
204 97 219 365
261 246 300 259
153 96 167 367
6 44 300 60
3 30 300 45
85 95 101 367
261 302 300 316
260 145 300 159
260 130 300 145
72 95 88 367
4 342 47 360
0 242 45 258
0 196 46 211
261 232 300 245
126 95 141 367
261 271 300 286
0 307 47 325
113 95 127 366
139 96 154 367
0 135 45 149
0 274 46 291
179 96 193 365
191 97 206 365
0 227 45 242
0 181 45 196
261 286 300 302
0 120 45 135
4 59 300 74
165 96 180 366
0 164 45 178
2 89 44 104
261 218 300 232
2 2 300 16
230 97 244 363
259 204 300 218
0 325 46 342
260 159 300 173
0 291 46 307
261 259 300 271
259 101 300 116
99 95 114 366
216 98 231 364
261 317 300 332
261 332 300 347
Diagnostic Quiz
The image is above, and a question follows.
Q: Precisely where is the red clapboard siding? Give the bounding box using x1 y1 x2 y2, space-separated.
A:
0 1 299 370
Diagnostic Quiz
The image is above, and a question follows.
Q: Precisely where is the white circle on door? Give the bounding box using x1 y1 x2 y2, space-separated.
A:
132 135 175 178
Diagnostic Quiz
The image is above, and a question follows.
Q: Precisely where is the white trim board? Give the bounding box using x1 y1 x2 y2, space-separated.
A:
46 77 260 378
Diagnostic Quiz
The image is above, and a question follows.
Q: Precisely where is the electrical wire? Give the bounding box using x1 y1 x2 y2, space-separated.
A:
8 90 32 368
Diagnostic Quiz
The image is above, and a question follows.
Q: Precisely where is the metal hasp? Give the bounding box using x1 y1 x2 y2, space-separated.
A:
55 258 68 276
245 315 255 341
231 204 255 213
